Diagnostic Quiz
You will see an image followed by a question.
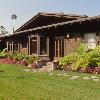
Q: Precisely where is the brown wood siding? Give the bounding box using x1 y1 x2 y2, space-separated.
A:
20 48 28 54
65 37 81 55
96 33 100 45
20 42 28 54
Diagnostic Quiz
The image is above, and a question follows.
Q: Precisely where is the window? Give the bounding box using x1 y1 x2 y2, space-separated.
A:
14 42 19 51
40 37 47 55
22 41 27 49
31 37 37 54
8 42 13 52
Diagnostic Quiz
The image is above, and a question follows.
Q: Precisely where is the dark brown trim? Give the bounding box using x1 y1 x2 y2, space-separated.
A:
28 36 31 55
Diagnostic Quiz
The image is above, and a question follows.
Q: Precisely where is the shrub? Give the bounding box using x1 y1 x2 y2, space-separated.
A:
26 56 38 64
0 52 38 66
63 65 72 71
20 59 28 66
14 53 26 61
0 52 7 58
7 53 16 60
76 43 87 55
59 53 75 67
60 43 100 73
73 46 100 70
31 62 37 69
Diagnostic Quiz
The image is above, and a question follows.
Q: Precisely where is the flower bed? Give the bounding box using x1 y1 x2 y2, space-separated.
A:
0 58 17 64
59 43 100 74
78 67 100 74
0 51 38 69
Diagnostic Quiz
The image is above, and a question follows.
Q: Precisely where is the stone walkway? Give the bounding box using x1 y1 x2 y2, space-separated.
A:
22 68 100 82
48 72 100 81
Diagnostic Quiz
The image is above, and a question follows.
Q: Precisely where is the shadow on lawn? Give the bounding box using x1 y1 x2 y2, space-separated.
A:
0 70 4 73
16 76 26 79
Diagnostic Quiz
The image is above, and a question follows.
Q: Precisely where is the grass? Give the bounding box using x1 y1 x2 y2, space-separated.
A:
0 64 100 100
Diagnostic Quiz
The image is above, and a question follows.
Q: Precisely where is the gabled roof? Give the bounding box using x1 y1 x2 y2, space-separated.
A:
12 15 100 36
15 12 87 32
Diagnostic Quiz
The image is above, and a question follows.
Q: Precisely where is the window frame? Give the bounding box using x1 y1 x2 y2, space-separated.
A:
8 42 13 52
40 36 47 55
13 42 19 52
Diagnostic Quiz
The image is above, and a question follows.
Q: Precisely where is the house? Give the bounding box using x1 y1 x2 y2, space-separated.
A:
4 12 100 61
0 34 7 50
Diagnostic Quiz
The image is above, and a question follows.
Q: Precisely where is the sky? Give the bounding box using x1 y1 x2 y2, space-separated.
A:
0 0 100 33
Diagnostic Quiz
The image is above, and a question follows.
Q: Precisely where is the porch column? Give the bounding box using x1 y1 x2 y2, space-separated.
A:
18 43 20 52
6 42 9 51
47 37 49 55
37 35 40 55
64 38 66 56
28 36 31 55
12 42 14 53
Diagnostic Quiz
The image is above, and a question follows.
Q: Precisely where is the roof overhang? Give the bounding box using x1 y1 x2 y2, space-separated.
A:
9 15 100 36
14 12 87 32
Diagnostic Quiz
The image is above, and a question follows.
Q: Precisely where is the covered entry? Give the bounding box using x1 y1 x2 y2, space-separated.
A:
54 36 64 59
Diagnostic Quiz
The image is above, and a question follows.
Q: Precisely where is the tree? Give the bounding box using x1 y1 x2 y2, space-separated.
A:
0 26 8 36
11 14 17 33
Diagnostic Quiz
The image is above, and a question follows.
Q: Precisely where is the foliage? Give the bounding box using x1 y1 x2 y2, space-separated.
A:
31 62 37 69
73 46 100 70
0 52 7 58
76 43 87 55
59 53 75 67
20 59 28 66
0 26 8 35
13 53 26 61
60 43 100 71
59 43 87 69
0 51 38 66
25 55 38 64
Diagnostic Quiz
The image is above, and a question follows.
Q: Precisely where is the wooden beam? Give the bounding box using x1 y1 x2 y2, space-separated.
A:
6 42 9 51
37 34 40 55
18 43 20 52
12 42 14 53
61 40 62 57
64 38 66 56
58 40 60 57
55 40 56 57
47 36 49 55
28 36 31 55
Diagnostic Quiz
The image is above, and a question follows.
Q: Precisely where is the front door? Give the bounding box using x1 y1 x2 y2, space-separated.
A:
54 37 64 59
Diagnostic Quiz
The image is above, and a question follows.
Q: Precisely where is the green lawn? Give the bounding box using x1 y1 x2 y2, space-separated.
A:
0 64 100 100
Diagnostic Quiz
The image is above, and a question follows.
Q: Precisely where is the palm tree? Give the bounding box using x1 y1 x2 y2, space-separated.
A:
11 14 17 33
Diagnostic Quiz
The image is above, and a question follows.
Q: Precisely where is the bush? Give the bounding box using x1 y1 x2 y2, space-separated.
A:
60 43 100 73
14 53 26 61
26 56 38 64
7 53 16 60
73 46 100 70
31 62 37 69
0 52 38 66
0 52 7 58
20 59 28 66
59 53 75 67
